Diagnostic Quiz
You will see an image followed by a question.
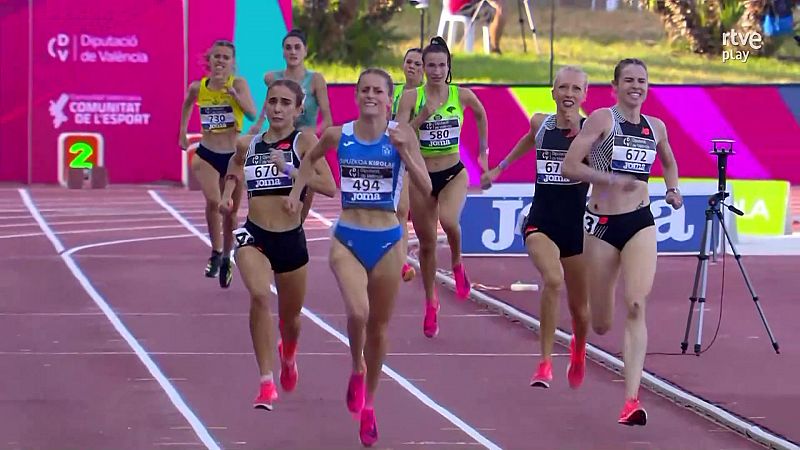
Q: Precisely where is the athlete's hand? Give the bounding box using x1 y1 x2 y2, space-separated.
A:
226 86 240 101
179 134 189 151
219 197 234 215
666 190 683 209
283 196 301 214
420 99 445 119
247 123 262 135
269 149 287 173
480 167 500 190
388 126 412 155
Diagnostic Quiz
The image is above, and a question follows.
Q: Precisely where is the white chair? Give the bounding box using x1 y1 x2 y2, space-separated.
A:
437 0 491 53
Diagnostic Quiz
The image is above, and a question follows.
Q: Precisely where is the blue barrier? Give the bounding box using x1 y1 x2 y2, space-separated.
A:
460 182 732 256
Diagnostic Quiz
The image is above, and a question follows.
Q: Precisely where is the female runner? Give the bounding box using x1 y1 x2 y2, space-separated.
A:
249 28 333 222
482 66 591 389
395 36 490 339
286 68 431 447
391 47 424 282
219 79 336 410
179 39 257 288
563 58 682 425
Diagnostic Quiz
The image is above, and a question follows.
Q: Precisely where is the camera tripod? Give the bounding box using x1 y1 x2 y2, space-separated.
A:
681 139 780 356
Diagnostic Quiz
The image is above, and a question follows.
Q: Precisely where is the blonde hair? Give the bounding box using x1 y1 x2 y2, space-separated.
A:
554 65 588 89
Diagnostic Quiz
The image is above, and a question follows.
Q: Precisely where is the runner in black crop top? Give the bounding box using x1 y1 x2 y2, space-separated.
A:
482 65 591 393
218 79 336 413
243 129 303 199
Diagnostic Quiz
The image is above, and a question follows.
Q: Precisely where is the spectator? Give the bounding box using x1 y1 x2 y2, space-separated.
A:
449 0 505 53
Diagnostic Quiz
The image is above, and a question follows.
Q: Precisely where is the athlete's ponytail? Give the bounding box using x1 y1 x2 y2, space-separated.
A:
422 36 452 84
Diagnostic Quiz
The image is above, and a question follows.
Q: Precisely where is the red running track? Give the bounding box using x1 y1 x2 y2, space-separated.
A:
0 186 783 450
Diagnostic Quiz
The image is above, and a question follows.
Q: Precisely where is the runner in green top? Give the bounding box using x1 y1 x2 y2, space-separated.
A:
390 47 424 284
395 36 490 340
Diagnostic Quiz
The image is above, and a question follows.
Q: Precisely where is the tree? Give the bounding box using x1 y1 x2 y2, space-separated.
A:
293 0 405 65
631 0 779 56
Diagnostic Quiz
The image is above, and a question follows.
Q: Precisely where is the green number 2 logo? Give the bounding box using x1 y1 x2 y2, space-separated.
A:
68 142 94 169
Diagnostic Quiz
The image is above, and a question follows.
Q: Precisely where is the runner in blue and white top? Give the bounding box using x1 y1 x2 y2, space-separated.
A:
285 68 431 448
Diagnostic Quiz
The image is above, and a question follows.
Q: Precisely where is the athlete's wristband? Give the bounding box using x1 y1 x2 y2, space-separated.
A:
282 166 296 177
666 187 680 195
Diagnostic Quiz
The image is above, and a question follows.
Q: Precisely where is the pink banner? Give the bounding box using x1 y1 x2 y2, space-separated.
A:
0 2 30 183
186 0 235 135
322 84 800 185
30 0 185 183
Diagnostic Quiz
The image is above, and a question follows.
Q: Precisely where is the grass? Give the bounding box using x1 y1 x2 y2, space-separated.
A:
305 0 800 84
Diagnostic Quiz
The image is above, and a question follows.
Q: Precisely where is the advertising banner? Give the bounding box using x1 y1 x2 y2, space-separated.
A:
461 181 730 256
729 179 791 236
31 0 185 184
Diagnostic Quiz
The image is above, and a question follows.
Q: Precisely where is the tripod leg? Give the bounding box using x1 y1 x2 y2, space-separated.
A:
522 0 541 54
715 209 781 354
684 210 714 354
517 0 528 52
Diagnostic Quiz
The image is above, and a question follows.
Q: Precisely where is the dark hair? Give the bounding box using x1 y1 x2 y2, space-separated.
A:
404 47 422 59
613 58 648 83
357 67 394 98
422 36 452 84
282 28 307 47
268 79 304 107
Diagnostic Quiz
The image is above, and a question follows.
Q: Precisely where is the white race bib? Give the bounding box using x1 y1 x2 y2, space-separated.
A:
200 105 235 131
340 165 393 194
611 135 656 174
536 148 579 185
341 177 393 193
244 150 294 190
420 118 460 148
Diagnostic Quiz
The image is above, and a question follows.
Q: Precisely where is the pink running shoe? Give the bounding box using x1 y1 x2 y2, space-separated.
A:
401 263 416 282
346 372 366 414
618 398 647 426
278 340 299 392
566 337 586 389
453 263 471 299
423 301 440 338
359 407 378 447
253 381 278 411
530 359 553 388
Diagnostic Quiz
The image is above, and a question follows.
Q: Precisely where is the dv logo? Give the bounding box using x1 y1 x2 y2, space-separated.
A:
48 33 71 62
